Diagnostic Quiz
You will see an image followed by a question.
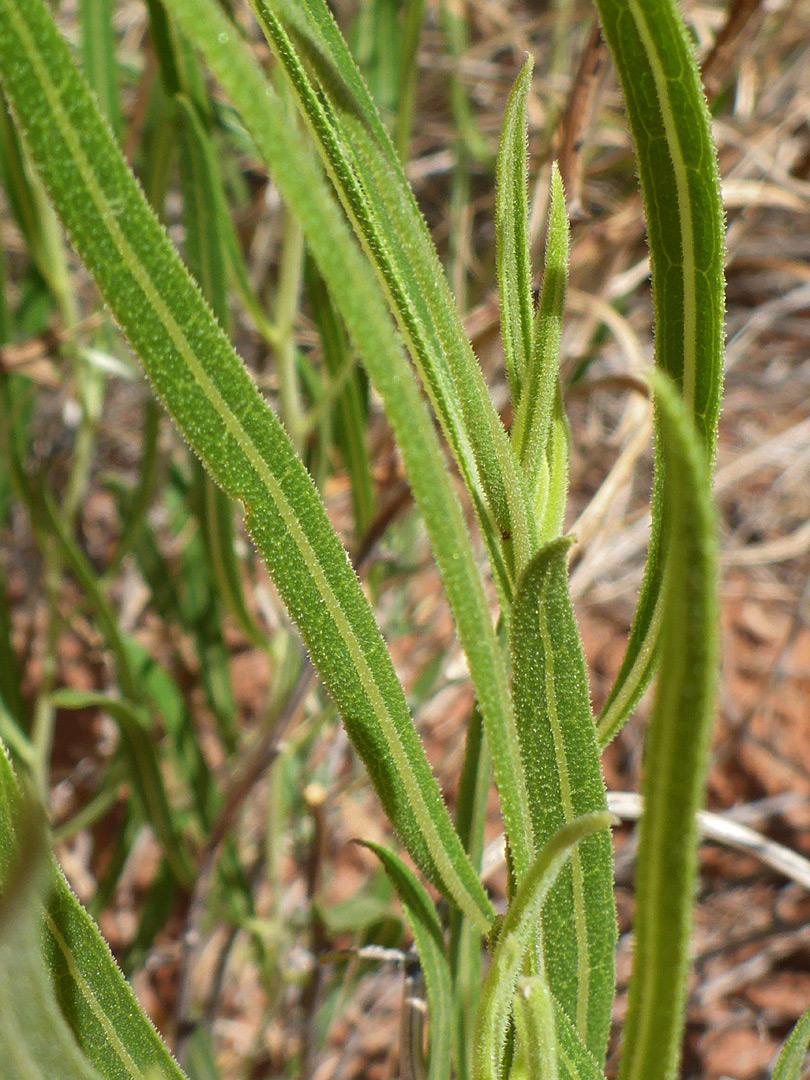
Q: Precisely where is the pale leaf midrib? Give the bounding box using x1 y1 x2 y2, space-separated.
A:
626 0 697 411
537 586 590 1040
44 911 144 1080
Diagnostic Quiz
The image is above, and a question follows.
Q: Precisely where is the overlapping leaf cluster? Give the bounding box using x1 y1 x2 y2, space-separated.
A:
0 0 779 1077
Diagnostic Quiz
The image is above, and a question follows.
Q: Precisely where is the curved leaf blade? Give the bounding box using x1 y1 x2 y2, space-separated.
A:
617 372 719 1080
472 812 613 1080
0 742 188 1080
512 164 570 513
495 57 534 404
592 0 725 743
772 1006 810 1080
513 975 558 1080
0 0 490 928
250 0 536 579
167 0 536 888
510 537 615 1061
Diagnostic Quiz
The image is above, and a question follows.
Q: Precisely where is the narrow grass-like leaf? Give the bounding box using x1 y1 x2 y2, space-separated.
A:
175 92 270 649
771 1006 810 1080
250 0 535 578
496 57 534 404
0 575 26 734
0 0 494 928
393 0 426 162
617 372 718 1080
592 0 725 743
538 386 570 543
512 164 570 512
449 707 490 1080
79 0 121 141
472 812 613 1080
0 91 72 311
168 0 536 886
361 842 452 1080
0 742 189 1080
0 804 105 1080
176 94 229 327
305 261 374 537
513 975 558 1080
510 536 615 1061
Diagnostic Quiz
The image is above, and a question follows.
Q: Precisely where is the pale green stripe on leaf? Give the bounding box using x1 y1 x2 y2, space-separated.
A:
510 537 615 1062
0 742 188 1080
512 164 570 508
553 1000 609 1080
592 0 725 743
472 813 613 1080
0 0 491 927
772 1006 810 1080
168 0 535 887
496 57 534 404
252 0 536 577
617 373 718 1080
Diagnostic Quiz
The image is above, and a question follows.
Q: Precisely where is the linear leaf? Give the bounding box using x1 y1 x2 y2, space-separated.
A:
495 57 534 404
361 842 452 1080
771 1006 810 1080
512 165 570 514
513 975 558 1080
0 0 493 928
511 536 615 1061
250 0 536 580
167 0 536 885
305 261 374 537
592 0 725 744
553 999 609 1080
449 707 490 1080
79 0 121 141
0 812 105 1080
175 91 270 650
472 813 613 1080
617 372 719 1080
0 742 189 1080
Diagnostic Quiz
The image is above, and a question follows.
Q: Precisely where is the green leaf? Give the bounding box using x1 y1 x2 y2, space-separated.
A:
0 807 105 1080
0 741 189 1080
449 707 490 1080
553 1000 609 1080
472 813 613 1080
771 1006 810 1080
592 0 725 744
361 842 452 1080
616 372 718 1080
512 165 570 516
79 0 121 141
305 261 374 537
0 0 492 928
495 57 534 405
176 93 229 328
166 0 536 886
248 0 536 581
510 536 615 1062
513 975 558 1080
